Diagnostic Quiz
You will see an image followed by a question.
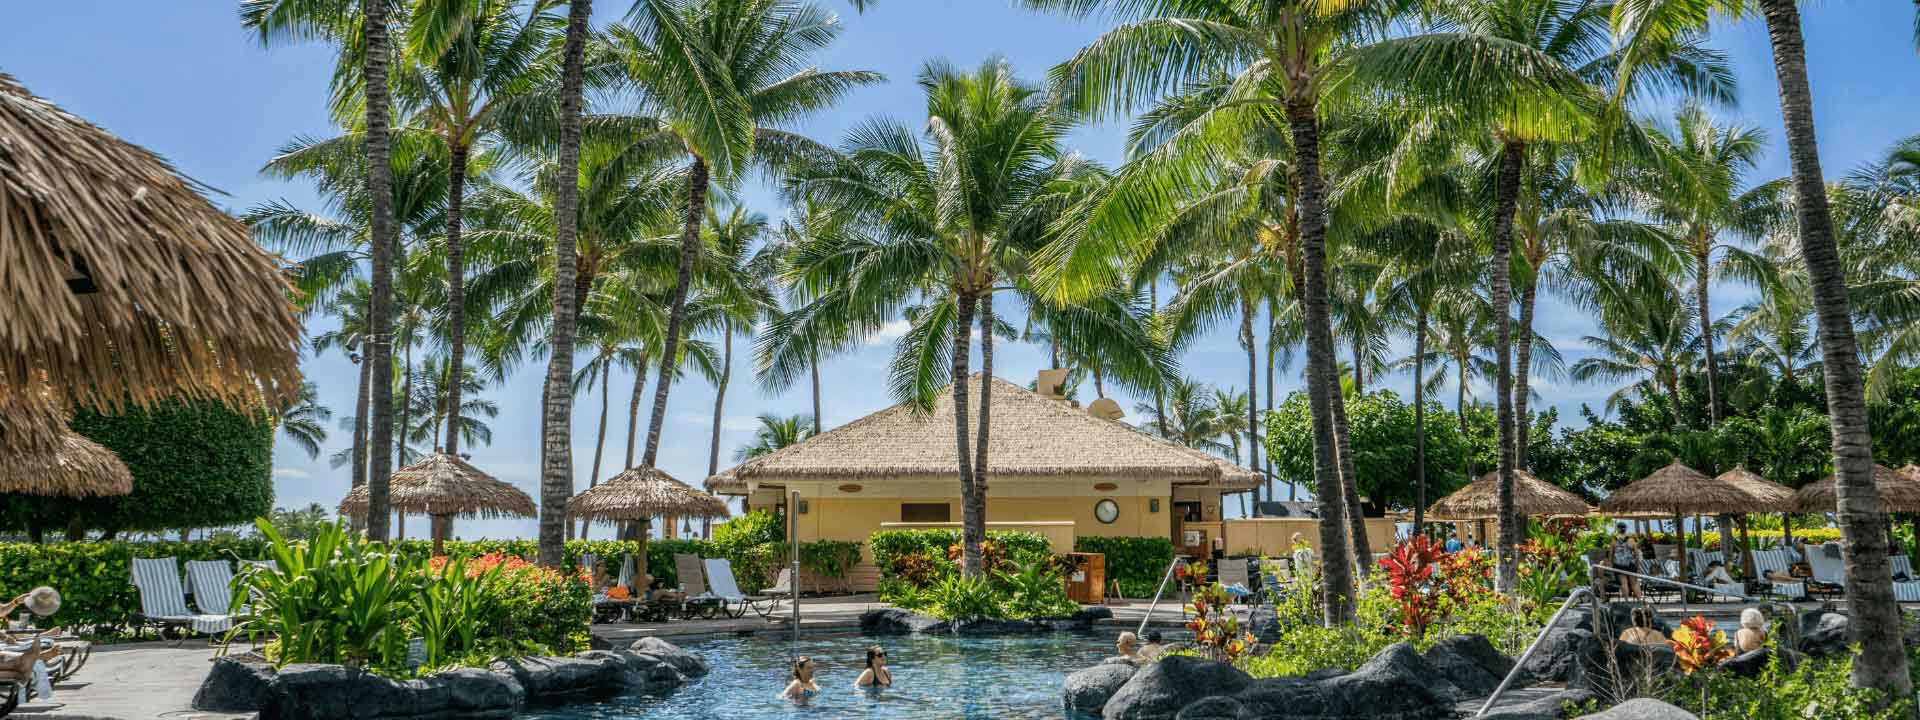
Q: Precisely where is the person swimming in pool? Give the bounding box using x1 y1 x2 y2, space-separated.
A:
781 656 820 703
854 645 892 689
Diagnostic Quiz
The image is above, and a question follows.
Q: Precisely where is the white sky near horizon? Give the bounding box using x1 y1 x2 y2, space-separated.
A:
6 3 1918 538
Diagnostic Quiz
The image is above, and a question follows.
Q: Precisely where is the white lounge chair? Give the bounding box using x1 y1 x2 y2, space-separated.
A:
1892 555 1915 580
704 558 784 619
1751 549 1807 600
617 553 639 593
184 560 248 617
1804 543 1847 597
130 558 234 645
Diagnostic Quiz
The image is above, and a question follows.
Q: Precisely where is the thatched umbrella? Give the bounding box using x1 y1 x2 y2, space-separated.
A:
1794 464 1920 513
0 73 302 419
1600 461 1755 577
1428 469 1592 520
1715 466 1798 577
568 467 730 584
340 453 534 554
0 416 131 498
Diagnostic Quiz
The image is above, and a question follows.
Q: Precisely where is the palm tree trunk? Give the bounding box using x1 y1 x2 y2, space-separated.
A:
1694 246 1721 424
1413 300 1429 536
361 0 397 542
810 341 823 430
642 157 708 468
1286 95 1355 623
1093 367 1106 397
709 326 732 477
1330 384 1371 568
971 291 996 572
1457 361 1473 479
537 0 592 568
1759 0 1911 697
350 353 371 531
1490 139 1525 596
626 356 646 471
1267 308 1282 504
1515 278 1537 470
1351 336 1364 393
1151 282 1167 436
951 291 980 577
591 360 610 485
442 141 469 455
398 340 414 465
1242 296 1263 495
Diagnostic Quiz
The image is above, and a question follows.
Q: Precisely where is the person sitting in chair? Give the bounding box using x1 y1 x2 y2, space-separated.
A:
1702 561 1736 586
1735 608 1768 653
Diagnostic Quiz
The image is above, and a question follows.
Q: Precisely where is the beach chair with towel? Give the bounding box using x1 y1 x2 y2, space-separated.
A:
1751 549 1808 600
1803 543 1847 598
1218 558 1257 604
130 558 235 645
702 558 780 619
1890 556 1920 602
673 553 723 619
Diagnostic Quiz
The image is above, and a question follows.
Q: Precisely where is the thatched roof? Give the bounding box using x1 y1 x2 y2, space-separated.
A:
1426 469 1591 520
705 374 1261 494
0 416 131 497
1794 464 1920 513
338 453 534 519
570 466 730 521
0 73 302 415
1714 465 1797 512
1599 461 1755 515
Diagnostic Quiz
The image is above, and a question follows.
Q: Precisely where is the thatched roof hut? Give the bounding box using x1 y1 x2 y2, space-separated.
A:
1794 464 1920 513
0 419 131 497
706 374 1261 495
1714 465 1797 512
0 73 302 415
1599 461 1755 516
571 466 730 521
1427 469 1591 520
339 453 533 553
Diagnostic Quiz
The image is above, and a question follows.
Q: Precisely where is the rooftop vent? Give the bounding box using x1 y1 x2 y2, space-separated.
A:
1036 368 1069 400
1087 397 1124 421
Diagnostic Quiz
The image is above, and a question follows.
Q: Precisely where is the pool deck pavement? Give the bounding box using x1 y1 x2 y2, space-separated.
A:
15 595 1861 720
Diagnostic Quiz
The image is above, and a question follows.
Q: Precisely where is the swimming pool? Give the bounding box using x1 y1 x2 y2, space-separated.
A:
521 630 1133 719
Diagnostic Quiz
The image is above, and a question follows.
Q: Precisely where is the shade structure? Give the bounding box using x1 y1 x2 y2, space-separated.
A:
1713 465 1797 512
0 415 131 498
570 466 730 522
1426 469 1592 521
1599 461 1756 516
339 453 536 519
0 73 302 415
1794 464 1920 513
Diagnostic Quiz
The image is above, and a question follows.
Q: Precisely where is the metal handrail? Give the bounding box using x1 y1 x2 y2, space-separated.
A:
1475 588 1596 717
1137 555 1189 636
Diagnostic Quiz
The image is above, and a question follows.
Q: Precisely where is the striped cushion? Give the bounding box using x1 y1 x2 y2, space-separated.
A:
1894 582 1920 603
131 557 233 634
184 560 240 615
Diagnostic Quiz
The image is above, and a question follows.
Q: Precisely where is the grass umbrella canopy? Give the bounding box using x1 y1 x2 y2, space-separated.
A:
569 466 730 522
0 73 301 414
1794 464 1920 513
1426 469 1592 520
338 453 535 519
1599 461 1755 516
1714 465 1798 512
0 413 131 497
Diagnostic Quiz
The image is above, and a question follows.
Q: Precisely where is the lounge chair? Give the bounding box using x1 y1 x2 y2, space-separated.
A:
1804 543 1847 598
673 554 723 619
130 558 235 645
184 560 248 617
1751 549 1807 600
702 558 777 619
1218 558 1256 604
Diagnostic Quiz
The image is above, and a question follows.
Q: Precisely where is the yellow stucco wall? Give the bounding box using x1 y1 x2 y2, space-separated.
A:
1221 517 1400 559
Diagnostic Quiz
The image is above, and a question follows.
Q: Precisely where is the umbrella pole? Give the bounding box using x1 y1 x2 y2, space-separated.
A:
1739 515 1757 579
431 514 452 556
1673 511 1687 578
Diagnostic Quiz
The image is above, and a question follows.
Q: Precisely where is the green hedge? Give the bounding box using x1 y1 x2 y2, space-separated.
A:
1073 536 1175 598
869 529 1054 586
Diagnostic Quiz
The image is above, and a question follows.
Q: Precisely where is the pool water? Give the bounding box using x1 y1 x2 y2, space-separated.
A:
522 631 1135 719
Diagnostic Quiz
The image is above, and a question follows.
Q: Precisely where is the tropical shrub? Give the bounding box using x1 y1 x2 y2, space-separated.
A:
1074 536 1174 598
927 574 1004 620
996 558 1079 619
870 529 1052 587
1186 581 1255 663
796 540 863 592
1685 643 1912 719
1380 537 1446 639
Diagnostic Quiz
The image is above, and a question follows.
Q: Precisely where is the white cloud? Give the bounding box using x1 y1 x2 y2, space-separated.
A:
866 320 912 345
271 467 312 479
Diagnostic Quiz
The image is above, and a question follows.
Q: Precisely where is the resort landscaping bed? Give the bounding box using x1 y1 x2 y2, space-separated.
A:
858 605 1115 635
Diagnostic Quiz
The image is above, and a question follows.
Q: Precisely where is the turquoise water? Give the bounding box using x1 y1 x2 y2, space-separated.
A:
521 631 1133 719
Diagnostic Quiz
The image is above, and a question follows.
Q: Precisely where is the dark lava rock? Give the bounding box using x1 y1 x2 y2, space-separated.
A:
1074 606 1116 623
1519 628 1597 683
493 655 624 700
260 664 427 720
1227 677 1331 718
1422 634 1514 697
1574 698 1699 719
192 656 277 712
1248 604 1282 644
437 667 525 716
629 637 708 678
1173 695 1246 720
1798 609 1851 657
1475 687 1598 720
1302 668 1345 682
1064 662 1138 715
859 607 950 634
953 618 1043 634
1570 641 1674 701
1717 647 1797 678
1316 642 1460 716
1102 655 1252 720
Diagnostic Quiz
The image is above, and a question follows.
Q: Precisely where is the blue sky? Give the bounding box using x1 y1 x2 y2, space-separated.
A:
8 3 1917 538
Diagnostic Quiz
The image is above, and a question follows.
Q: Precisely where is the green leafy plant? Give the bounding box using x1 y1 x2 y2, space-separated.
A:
239 519 417 669
1072 536 1174 598
927 574 1004 620
995 557 1078 619
870 529 1052 587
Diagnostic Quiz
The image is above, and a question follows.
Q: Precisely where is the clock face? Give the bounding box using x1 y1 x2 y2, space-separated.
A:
1094 499 1120 524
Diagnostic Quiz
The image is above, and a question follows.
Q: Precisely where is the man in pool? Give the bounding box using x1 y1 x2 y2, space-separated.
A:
854 645 892 688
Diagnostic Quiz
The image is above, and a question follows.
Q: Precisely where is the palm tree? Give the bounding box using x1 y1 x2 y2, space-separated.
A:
278 382 334 460
1612 0 1913 691
1725 275 1817 389
535 0 592 568
784 59 1089 577
1136 377 1232 457
403 356 498 454
703 203 779 477
756 199 864 428
311 282 373 496
1571 286 1700 425
607 0 878 473
734 413 816 461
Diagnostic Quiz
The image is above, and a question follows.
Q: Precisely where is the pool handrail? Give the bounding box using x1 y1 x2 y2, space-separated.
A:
1136 555 1189 636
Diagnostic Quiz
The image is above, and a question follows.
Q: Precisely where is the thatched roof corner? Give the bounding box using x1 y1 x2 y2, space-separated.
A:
0 422 132 497
1795 464 1920 513
570 466 730 521
704 374 1259 491
1427 469 1591 520
339 453 534 519
0 73 302 412
1714 465 1797 511
1599 461 1753 515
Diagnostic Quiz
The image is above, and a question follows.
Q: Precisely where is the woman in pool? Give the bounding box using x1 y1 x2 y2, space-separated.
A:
854 645 892 688
781 656 820 702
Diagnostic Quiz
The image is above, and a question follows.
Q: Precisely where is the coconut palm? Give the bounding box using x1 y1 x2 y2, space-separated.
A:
402 355 498 455
603 0 879 473
734 414 816 461
1136 377 1232 457
1725 274 1817 389
1570 286 1701 424
278 382 334 460
311 281 375 494
755 199 867 428
703 203 780 477
1611 0 1912 692
536 0 592 567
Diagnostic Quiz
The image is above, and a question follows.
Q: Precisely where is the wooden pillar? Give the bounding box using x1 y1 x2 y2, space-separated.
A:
430 514 454 556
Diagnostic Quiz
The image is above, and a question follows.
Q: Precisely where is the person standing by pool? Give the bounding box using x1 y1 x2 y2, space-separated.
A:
781 656 820 703
854 645 892 689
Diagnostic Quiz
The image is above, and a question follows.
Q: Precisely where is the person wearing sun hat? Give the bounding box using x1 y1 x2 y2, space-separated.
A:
0 587 62 701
